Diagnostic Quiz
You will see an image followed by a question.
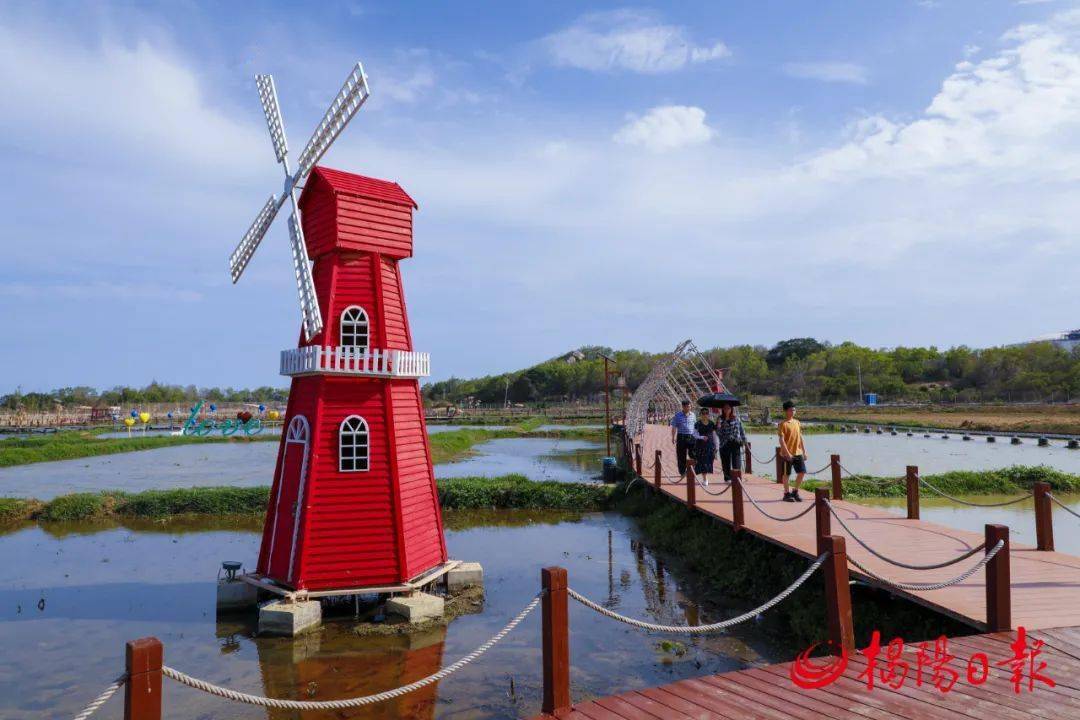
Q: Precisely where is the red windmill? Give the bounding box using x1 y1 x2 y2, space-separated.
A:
229 63 447 593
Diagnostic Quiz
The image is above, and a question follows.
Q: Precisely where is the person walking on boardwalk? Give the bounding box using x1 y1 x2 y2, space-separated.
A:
670 400 696 477
693 407 717 482
778 400 808 502
716 400 746 484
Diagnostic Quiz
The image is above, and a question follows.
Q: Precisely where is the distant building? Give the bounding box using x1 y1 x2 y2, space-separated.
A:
1021 329 1080 353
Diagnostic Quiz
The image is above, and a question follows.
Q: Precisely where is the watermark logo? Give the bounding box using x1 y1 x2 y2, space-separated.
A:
791 627 1055 694
183 400 263 437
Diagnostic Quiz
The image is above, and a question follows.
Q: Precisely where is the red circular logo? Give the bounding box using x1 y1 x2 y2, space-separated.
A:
789 641 849 689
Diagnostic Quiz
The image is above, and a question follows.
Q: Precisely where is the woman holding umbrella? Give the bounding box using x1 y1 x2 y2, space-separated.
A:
700 392 746 483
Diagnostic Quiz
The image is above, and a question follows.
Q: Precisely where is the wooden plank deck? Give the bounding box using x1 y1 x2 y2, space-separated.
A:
636 423 1080 631
538 627 1080 719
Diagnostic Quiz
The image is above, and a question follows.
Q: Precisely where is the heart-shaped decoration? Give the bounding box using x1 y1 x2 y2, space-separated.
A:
238 411 253 423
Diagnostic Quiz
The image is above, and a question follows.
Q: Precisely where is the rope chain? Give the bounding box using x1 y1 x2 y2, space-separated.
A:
567 552 829 633
1048 493 1080 520
823 499 986 570
71 676 126 720
162 593 541 710
737 477 817 522
917 475 1033 508
847 540 1004 592
695 476 733 496
749 449 777 465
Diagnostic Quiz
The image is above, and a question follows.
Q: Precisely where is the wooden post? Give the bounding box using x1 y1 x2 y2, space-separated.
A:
744 441 753 474
905 465 919 520
822 535 855 653
634 443 642 477
541 567 571 716
125 637 163 720
686 466 696 508
731 472 745 531
653 450 662 489
1034 482 1054 551
775 447 783 484
814 489 831 545
985 524 1011 632
830 454 843 501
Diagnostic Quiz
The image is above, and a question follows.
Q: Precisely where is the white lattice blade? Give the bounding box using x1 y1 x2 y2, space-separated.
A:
287 211 324 339
295 62 370 178
229 194 282 282
255 74 289 164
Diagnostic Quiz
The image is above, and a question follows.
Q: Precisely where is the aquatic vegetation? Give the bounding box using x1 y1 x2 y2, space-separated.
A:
436 474 613 510
428 426 603 464
805 464 1080 498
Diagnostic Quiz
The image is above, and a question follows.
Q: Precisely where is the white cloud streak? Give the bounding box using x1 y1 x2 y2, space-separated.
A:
613 105 715 152
541 10 730 74
782 61 870 84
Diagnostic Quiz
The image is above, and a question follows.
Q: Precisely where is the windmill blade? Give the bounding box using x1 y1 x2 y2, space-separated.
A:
255 74 289 164
230 194 284 282
295 62 370 179
287 209 324 340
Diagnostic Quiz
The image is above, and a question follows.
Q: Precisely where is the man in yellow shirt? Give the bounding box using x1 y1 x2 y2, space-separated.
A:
778 400 808 502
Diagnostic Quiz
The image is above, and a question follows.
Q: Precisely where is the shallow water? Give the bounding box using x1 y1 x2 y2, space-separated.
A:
0 511 790 719
435 438 604 484
746 430 1080 475
0 436 604 499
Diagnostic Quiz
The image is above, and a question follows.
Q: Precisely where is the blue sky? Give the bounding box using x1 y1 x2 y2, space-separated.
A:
3 1 1079 392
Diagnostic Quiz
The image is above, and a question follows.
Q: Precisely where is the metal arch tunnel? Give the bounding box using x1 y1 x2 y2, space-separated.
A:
624 339 727 440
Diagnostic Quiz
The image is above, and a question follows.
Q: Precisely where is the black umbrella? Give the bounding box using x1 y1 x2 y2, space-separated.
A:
698 392 741 408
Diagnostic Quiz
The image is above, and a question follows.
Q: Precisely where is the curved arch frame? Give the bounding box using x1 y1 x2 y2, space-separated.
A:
624 339 727 439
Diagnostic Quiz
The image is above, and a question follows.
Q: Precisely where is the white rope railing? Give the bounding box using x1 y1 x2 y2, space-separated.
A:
162 593 541 709
71 676 125 720
567 552 829 633
1048 493 1080 520
846 540 1004 592
917 475 1033 508
823 499 986 570
737 477 817 522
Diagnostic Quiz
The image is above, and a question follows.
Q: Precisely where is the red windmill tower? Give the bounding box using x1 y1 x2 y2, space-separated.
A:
229 63 447 594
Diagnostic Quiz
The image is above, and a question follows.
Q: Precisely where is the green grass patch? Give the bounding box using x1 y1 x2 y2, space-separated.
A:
805 464 1080 498
0 475 611 523
437 474 613 510
0 430 277 468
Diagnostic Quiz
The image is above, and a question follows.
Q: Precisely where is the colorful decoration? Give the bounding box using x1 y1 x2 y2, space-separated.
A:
181 400 262 437
209 403 217 413
237 411 253 423
267 410 280 421
138 412 151 424
258 404 266 413
130 409 138 418
123 417 135 427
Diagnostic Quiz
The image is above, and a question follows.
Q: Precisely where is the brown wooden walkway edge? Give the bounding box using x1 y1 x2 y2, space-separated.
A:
535 626 1080 720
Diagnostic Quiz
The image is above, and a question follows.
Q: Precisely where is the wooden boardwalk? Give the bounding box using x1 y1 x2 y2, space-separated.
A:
531 423 1080 719
538 626 1080 720
636 423 1080 632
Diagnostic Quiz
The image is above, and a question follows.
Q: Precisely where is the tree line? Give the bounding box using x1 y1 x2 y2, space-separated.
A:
2 382 289 412
422 339 1080 405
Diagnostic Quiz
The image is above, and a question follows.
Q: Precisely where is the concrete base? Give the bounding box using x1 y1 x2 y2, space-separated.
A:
216 580 259 612
447 562 484 593
386 592 445 623
258 600 322 636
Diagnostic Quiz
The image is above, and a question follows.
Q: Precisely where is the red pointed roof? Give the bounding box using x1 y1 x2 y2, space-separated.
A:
305 166 418 209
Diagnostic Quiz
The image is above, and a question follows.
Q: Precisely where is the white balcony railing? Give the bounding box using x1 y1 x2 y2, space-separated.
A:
280 346 431 379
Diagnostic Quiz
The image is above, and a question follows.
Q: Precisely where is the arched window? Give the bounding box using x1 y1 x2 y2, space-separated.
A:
340 306 369 350
339 415 369 472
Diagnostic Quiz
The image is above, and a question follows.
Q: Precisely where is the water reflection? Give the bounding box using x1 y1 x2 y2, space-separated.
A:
434 438 603 484
0 511 789 719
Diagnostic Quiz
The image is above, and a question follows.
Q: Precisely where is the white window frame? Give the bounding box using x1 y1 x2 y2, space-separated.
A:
340 305 370 350
339 415 370 472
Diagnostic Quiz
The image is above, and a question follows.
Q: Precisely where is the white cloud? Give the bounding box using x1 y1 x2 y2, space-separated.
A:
804 9 1080 179
782 61 870 84
541 10 730 74
613 105 715 151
